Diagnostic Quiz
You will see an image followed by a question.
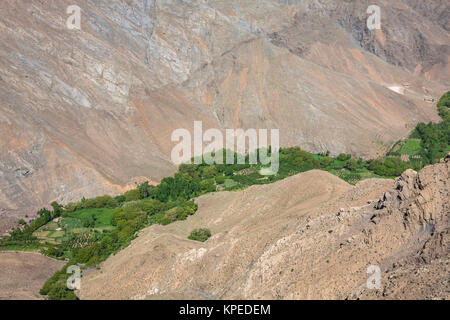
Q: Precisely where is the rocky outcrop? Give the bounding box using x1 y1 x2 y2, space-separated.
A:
359 153 449 299
376 153 449 229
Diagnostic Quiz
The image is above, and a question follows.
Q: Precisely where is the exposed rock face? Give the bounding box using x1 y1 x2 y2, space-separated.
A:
0 0 447 220
376 160 449 231
79 156 449 300
267 0 450 84
361 153 450 299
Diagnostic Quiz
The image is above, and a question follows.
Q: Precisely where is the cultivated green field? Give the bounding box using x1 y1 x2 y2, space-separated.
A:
389 139 422 156
31 208 116 245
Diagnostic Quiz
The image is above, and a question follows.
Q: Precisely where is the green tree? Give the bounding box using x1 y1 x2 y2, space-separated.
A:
138 181 152 199
215 175 226 184
124 189 140 202
337 153 350 161
202 166 218 179
51 201 63 217
345 158 358 171
188 228 211 242
320 156 332 168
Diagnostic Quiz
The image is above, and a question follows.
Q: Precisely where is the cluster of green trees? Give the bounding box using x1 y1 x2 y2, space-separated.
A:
147 152 266 197
410 91 450 164
188 228 211 242
37 197 198 299
39 263 78 300
64 195 118 213
366 157 415 177
1 202 62 247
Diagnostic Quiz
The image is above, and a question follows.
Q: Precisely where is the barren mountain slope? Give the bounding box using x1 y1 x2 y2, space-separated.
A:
0 0 447 222
272 0 450 83
79 154 449 300
0 251 65 300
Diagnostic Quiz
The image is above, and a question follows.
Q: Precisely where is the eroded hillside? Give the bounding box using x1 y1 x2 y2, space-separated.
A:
0 0 448 223
0 251 65 300
79 154 449 300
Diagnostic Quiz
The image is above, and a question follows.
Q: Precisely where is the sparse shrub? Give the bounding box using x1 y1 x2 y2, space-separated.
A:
115 195 126 203
188 228 211 242
337 153 351 161
215 175 226 184
345 158 358 171
123 189 140 202
138 181 153 199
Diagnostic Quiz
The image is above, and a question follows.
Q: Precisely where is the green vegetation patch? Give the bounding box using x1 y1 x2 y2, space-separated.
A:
188 228 212 242
389 91 450 165
60 218 83 229
64 208 115 228
389 139 422 157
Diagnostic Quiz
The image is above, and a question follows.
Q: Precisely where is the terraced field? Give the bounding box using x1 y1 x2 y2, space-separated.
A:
389 139 422 156
32 208 116 246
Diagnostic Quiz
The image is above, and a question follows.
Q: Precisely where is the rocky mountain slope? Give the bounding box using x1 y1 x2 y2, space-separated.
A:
79 154 449 300
0 0 448 222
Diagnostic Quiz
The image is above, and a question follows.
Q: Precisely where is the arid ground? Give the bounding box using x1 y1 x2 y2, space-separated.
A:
79 156 449 300
0 251 65 300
